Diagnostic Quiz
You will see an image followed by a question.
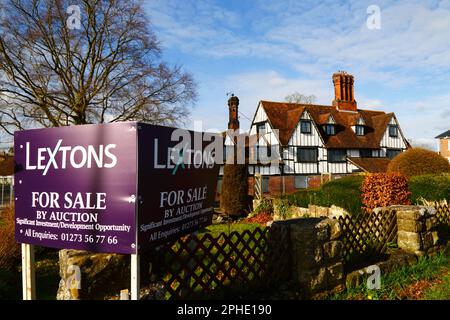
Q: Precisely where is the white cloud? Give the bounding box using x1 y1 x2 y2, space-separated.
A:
146 1 450 81
145 0 450 142
187 70 332 131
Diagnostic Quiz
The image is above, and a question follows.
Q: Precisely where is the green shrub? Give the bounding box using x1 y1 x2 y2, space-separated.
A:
273 198 291 219
387 148 450 177
0 268 20 300
409 174 450 203
220 163 248 216
287 189 311 208
287 175 364 215
252 198 273 215
320 175 364 213
361 173 411 212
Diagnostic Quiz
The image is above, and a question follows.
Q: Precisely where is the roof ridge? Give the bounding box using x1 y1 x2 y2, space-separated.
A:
261 100 388 114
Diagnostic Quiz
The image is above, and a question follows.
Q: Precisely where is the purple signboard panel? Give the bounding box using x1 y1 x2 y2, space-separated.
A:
14 122 138 254
136 124 220 251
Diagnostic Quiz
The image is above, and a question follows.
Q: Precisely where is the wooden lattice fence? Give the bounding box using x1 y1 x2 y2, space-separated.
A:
434 203 450 226
434 203 450 240
334 209 398 267
152 228 271 300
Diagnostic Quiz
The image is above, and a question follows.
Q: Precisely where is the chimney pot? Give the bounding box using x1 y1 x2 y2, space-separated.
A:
332 71 357 112
227 94 240 130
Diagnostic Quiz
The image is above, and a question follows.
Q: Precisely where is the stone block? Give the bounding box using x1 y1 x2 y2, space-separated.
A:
328 205 350 218
346 270 364 288
316 227 330 242
318 219 342 240
397 231 422 252
397 218 424 233
397 210 422 221
316 206 329 217
421 231 439 250
57 249 130 300
290 219 322 244
291 206 310 218
425 217 437 231
297 267 327 293
293 245 324 270
395 206 436 220
326 262 344 287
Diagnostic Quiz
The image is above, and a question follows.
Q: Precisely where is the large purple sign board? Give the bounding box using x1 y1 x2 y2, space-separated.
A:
14 123 138 254
14 122 220 254
137 124 219 250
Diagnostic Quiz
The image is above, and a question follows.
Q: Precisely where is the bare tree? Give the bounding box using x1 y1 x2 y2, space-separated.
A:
408 139 437 152
284 92 317 104
0 0 196 135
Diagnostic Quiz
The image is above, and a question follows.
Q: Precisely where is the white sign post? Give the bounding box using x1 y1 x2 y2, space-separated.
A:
130 254 140 300
21 243 36 300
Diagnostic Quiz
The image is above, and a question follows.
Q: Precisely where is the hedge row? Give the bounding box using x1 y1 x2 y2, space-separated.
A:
286 174 450 215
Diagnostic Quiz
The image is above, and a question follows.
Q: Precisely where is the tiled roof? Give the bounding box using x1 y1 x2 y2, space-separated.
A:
347 157 391 173
435 130 450 139
260 101 396 148
260 102 305 146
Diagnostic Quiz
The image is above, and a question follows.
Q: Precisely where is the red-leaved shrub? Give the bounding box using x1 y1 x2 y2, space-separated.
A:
361 173 411 212
0 206 20 270
244 213 273 225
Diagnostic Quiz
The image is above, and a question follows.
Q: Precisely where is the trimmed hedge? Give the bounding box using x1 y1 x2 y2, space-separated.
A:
287 175 365 215
387 148 450 177
286 173 450 215
361 173 411 211
409 174 450 203
220 163 249 216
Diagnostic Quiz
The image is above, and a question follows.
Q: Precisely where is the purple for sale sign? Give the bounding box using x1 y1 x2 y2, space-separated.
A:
14 122 220 254
137 124 220 250
14 122 138 254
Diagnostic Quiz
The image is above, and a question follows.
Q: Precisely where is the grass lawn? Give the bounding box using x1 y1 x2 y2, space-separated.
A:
422 271 450 300
198 222 263 238
331 253 450 300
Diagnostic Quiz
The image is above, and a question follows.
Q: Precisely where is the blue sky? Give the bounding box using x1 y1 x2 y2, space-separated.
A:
144 0 450 149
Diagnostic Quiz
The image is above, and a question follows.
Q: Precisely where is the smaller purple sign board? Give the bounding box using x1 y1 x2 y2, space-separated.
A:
14 122 220 254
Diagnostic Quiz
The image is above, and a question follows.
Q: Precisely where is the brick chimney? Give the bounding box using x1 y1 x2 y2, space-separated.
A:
228 94 240 130
332 71 357 112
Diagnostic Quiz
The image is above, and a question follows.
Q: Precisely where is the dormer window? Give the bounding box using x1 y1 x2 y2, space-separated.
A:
389 125 398 137
300 120 312 134
354 116 365 136
324 124 335 135
355 125 365 136
323 115 336 135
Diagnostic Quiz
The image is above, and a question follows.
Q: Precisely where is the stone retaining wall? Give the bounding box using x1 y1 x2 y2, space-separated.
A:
272 217 345 299
392 205 441 256
57 205 448 300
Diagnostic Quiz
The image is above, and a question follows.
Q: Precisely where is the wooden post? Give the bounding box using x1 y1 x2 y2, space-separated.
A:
9 176 13 205
21 243 36 300
1 178 4 206
254 173 262 200
131 254 140 300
